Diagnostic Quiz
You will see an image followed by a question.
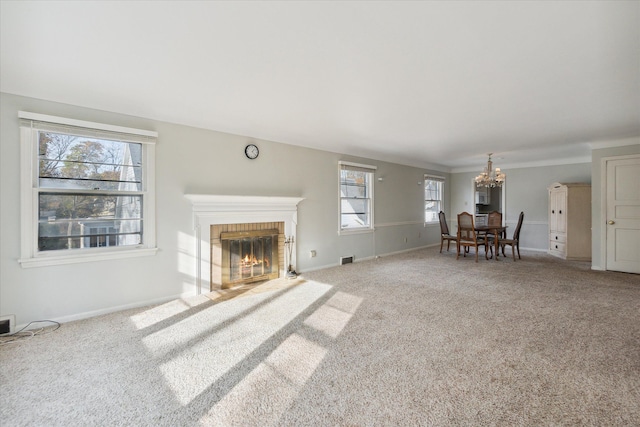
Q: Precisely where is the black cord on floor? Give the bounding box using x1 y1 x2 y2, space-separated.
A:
0 320 61 345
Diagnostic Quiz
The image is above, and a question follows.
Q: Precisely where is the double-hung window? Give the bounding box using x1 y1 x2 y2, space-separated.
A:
339 161 376 233
19 112 157 267
424 175 445 223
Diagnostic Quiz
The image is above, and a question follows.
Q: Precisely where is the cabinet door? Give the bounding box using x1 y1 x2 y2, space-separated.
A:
556 190 567 233
549 190 566 233
549 190 559 232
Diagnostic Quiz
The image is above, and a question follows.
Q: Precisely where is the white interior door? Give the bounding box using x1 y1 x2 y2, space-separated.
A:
606 155 640 274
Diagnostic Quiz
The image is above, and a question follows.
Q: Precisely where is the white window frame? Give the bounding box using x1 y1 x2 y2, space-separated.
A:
18 111 158 268
424 174 445 224
338 161 376 235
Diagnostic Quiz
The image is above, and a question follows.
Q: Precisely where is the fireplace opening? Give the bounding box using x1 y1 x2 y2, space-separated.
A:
221 229 280 286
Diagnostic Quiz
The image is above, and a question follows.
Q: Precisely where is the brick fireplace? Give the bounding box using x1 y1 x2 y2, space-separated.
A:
213 222 284 289
185 195 304 293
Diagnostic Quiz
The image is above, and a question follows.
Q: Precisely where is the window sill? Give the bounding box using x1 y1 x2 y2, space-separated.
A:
18 247 158 268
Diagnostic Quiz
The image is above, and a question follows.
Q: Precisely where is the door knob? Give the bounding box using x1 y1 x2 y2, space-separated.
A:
608 220 615 225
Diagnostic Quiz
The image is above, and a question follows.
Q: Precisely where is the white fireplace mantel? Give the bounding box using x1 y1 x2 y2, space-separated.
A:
185 194 305 213
185 194 305 294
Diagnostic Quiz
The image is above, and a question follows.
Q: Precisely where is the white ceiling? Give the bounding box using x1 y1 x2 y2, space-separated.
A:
1 1 639 171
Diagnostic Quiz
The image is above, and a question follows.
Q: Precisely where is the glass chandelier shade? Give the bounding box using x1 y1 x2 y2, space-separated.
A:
475 153 506 188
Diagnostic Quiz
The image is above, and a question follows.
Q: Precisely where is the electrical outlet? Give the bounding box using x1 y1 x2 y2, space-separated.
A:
0 314 15 335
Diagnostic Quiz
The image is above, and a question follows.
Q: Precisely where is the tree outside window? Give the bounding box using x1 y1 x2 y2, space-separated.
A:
19 112 157 267
37 132 143 251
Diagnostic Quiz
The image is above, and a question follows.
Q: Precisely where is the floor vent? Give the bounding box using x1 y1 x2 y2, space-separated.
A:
340 255 354 265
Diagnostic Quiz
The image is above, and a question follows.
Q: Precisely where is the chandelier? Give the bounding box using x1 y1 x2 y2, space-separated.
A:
475 153 505 188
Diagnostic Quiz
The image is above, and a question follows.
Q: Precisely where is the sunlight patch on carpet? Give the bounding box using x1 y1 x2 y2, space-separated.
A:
157 280 332 405
201 334 327 425
200 289 363 425
304 291 363 338
129 295 211 330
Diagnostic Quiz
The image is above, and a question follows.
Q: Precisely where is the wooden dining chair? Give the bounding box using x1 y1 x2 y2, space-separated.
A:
438 211 457 253
456 212 489 262
476 211 502 254
487 210 504 238
500 211 524 260
487 211 502 226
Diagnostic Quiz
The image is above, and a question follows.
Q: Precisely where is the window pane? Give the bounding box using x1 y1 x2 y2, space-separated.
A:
340 169 367 181
38 193 143 251
424 181 441 200
341 213 370 229
38 220 142 251
424 179 443 223
425 201 440 223
340 183 367 198
39 193 142 220
341 170 369 187
38 132 142 191
340 165 373 231
341 198 369 215
341 199 370 228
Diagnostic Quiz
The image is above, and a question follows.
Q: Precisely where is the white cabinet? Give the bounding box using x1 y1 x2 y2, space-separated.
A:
548 182 591 261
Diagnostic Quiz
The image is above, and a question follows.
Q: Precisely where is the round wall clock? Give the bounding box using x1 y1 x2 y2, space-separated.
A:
245 143 259 159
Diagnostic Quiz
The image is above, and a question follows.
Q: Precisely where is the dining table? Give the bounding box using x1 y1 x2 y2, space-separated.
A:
475 225 507 261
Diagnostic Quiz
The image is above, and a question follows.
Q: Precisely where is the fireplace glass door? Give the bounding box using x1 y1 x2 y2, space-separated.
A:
221 229 279 286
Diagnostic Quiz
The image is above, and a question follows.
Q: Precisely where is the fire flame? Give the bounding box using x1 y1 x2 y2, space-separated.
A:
242 254 268 267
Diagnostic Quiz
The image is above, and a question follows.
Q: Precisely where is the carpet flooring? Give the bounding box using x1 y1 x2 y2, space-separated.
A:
1 247 639 426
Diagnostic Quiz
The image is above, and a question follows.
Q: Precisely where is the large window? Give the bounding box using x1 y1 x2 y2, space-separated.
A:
19 112 157 267
424 175 445 223
339 161 376 233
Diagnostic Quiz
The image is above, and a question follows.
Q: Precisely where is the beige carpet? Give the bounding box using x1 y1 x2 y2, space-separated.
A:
1 247 639 426
205 277 306 303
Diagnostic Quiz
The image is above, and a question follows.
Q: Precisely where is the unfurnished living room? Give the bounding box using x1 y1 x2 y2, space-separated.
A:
1 1 639 426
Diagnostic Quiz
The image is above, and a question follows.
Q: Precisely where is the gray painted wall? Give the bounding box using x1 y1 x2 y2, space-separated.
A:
0 93 446 326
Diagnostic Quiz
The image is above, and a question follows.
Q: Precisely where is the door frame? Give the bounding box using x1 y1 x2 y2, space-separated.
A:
599 153 640 271
470 178 506 223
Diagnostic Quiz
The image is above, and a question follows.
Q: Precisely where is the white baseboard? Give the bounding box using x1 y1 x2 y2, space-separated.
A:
520 247 548 253
15 292 192 331
300 244 437 274
375 244 435 258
